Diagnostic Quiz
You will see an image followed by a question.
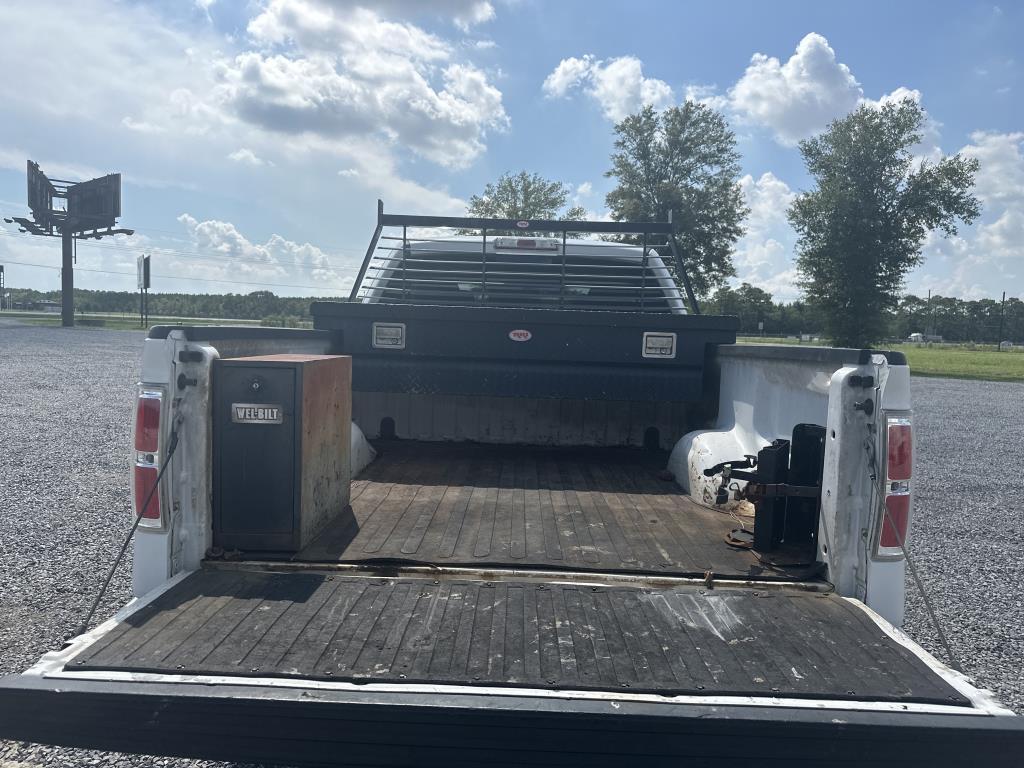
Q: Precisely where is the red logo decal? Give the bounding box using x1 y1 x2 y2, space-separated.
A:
509 329 532 342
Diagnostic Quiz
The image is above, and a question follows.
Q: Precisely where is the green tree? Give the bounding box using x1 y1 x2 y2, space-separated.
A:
604 103 747 295
466 171 587 221
788 98 980 347
705 283 775 333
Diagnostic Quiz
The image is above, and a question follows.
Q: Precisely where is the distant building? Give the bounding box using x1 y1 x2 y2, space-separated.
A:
38 300 61 313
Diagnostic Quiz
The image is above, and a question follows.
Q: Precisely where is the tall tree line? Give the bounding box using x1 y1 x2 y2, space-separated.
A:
8 288 331 322
9 286 1019 343
702 284 1023 343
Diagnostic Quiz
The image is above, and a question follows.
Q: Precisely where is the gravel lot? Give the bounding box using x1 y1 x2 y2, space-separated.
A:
1 323 1021 766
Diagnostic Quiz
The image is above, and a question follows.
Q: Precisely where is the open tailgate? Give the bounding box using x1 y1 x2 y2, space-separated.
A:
2 567 1023 766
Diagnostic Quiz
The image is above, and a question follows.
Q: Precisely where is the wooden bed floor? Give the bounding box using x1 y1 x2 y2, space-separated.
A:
73 568 968 706
298 441 801 579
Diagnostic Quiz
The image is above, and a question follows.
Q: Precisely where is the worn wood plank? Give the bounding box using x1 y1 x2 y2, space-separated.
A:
297 442 814 578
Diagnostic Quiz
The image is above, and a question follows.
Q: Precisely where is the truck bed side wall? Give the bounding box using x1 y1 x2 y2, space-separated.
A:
669 345 910 625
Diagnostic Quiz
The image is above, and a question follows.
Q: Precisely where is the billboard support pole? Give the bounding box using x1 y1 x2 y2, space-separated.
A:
137 253 151 327
3 160 132 327
61 230 74 327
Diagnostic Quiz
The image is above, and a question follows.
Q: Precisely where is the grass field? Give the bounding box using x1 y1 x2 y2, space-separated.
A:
737 336 1024 382
892 343 1024 382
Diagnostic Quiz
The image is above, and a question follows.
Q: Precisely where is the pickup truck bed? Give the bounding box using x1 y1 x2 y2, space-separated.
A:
63 440 966 708
72 568 964 706
298 441 810 578
59 440 969 709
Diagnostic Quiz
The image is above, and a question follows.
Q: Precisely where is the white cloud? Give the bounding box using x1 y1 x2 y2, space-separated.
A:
542 54 673 122
0 2 213 127
543 56 595 98
976 208 1024 265
213 3 508 168
961 131 1024 205
248 2 451 61
910 131 1024 298
227 148 271 166
542 34 922 141
338 168 359 177
683 83 729 111
0 212 353 296
2 0 505 184
450 0 495 31
331 0 496 31
212 49 506 168
0 0 488 295
728 33 863 145
121 116 165 134
732 172 800 299
575 181 593 197
176 213 349 290
863 85 922 109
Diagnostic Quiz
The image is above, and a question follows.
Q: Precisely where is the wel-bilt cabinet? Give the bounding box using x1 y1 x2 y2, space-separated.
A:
212 354 352 552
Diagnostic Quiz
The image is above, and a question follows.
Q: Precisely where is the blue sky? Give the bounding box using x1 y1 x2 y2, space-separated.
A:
0 0 1020 300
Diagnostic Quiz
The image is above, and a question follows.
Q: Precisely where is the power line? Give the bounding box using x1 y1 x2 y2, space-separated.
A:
0 258 350 293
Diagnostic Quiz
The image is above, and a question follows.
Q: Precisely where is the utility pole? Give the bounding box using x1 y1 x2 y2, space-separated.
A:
3 160 132 327
137 254 151 327
997 291 1006 350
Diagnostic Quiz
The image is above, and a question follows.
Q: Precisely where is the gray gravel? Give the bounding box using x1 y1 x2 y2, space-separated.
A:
902 376 1024 712
0 324 1021 766
0 324 263 768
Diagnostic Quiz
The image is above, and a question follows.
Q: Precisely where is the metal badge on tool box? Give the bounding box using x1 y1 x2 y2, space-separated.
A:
231 403 283 424
372 321 406 349
642 331 677 358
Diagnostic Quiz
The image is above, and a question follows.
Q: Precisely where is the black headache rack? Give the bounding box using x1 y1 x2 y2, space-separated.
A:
348 200 702 314
316 203 737 403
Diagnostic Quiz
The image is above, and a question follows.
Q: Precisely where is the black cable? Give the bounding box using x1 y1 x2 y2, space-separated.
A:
73 425 181 638
864 439 962 672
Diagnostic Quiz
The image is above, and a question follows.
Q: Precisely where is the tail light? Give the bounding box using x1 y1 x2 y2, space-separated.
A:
877 413 912 556
132 387 165 528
